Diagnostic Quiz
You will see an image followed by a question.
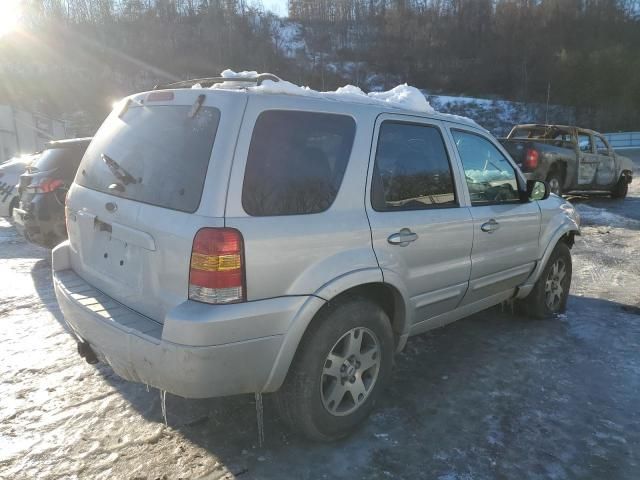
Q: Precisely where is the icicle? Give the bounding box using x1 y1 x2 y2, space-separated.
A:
160 389 168 426
146 384 150 392
255 392 265 447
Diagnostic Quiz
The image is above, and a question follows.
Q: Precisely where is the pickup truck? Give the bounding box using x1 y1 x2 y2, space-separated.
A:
500 124 634 198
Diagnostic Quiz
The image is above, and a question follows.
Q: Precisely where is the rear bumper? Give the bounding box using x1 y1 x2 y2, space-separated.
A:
12 194 66 248
52 241 313 399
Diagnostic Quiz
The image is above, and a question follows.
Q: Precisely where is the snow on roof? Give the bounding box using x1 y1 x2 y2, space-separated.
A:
203 70 480 127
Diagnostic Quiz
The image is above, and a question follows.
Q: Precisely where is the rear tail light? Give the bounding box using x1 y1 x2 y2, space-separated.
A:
523 148 539 170
189 228 246 304
31 178 64 193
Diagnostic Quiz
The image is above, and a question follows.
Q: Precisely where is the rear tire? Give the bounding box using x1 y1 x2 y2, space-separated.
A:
8 197 18 217
611 175 628 199
518 241 572 319
546 168 564 196
274 296 394 442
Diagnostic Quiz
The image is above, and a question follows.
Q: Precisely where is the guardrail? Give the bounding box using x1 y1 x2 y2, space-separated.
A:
603 132 640 149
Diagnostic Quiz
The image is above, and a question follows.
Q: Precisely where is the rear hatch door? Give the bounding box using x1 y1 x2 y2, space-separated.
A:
66 90 245 323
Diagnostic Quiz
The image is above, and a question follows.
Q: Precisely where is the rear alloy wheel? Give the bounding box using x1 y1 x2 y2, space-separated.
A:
546 170 563 196
518 241 572 319
611 175 628 199
274 297 394 441
320 327 381 416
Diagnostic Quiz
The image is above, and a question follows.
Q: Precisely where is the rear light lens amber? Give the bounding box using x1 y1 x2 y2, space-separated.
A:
189 228 246 304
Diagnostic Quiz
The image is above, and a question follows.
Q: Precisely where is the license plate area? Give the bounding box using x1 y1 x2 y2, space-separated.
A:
90 230 142 289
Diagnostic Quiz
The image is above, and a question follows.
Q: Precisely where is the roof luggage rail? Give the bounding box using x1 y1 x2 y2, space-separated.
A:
153 73 281 90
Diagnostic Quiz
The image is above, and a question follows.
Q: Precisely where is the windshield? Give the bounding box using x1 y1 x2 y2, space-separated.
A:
75 104 220 213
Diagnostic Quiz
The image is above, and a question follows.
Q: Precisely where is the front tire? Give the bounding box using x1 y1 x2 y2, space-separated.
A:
274 296 394 441
611 175 628 199
518 241 572 319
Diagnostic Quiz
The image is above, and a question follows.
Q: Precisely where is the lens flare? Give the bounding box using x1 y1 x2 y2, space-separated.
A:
0 0 21 38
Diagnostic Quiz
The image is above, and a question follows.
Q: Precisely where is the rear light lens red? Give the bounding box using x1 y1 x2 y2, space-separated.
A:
524 148 539 170
189 228 246 304
33 178 64 193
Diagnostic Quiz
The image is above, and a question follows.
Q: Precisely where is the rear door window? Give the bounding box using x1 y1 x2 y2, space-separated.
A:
242 110 355 216
577 133 593 153
594 135 610 156
371 121 457 211
76 105 220 213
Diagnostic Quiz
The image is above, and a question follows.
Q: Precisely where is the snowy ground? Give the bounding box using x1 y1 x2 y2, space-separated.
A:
1 180 639 479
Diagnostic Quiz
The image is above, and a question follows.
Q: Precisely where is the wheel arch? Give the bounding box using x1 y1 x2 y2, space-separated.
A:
262 269 411 392
547 160 568 188
516 226 579 299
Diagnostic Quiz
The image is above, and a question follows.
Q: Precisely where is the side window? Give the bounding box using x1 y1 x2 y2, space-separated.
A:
594 136 610 156
577 133 593 153
451 129 520 205
242 111 355 216
371 122 457 211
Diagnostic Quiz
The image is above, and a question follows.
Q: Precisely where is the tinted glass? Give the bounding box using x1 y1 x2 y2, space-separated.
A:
577 133 593 153
76 105 220 213
371 122 456 211
452 130 520 205
594 136 609 155
242 111 355 216
34 146 88 177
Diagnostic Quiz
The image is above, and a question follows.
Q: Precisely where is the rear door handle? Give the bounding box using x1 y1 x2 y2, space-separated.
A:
481 219 500 233
387 228 418 246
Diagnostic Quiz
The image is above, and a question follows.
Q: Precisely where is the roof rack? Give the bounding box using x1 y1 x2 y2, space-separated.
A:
153 73 281 90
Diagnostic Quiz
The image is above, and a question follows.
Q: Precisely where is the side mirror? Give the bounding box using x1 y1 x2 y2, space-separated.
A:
527 180 550 201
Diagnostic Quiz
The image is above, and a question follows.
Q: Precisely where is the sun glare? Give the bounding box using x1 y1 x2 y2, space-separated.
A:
0 0 22 38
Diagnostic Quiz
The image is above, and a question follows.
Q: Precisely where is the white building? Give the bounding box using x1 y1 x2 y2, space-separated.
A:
0 105 68 162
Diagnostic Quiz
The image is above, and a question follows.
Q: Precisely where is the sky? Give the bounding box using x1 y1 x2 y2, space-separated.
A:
261 0 288 15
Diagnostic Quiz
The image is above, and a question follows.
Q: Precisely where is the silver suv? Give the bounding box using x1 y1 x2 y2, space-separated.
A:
53 74 580 441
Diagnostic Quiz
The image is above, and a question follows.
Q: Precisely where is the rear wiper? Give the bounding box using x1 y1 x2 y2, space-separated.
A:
102 153 137 186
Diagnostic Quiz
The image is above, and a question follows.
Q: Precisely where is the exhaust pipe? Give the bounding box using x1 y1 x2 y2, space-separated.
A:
77 341 99 364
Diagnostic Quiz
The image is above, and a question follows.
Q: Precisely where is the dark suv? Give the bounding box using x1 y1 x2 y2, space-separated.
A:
13 138 91 248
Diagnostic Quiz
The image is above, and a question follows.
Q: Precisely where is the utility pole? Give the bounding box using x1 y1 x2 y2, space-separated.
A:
545 81 551 124
10 107 20 156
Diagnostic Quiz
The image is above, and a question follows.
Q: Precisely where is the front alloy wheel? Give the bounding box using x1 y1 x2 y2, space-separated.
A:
517 241 572 319
544 258 567 312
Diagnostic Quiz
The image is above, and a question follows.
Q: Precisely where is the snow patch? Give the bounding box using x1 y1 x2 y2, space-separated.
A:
249 79 435 114
575 204 640 229
220 69 258 78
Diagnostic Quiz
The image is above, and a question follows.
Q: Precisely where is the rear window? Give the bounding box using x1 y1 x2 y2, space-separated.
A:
76 104 220 213
242 110 356 216
34 146 87 176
